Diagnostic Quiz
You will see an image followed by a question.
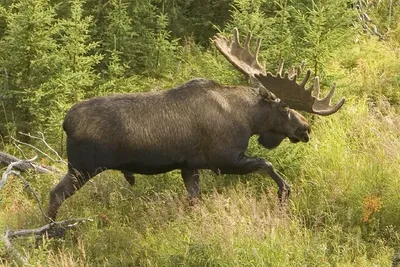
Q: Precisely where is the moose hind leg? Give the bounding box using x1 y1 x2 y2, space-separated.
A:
181 168 200 202
47 170 90 220
122 170 135 186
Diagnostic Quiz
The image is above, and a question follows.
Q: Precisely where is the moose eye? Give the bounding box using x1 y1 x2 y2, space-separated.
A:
285 108 290 115
279 101 289 109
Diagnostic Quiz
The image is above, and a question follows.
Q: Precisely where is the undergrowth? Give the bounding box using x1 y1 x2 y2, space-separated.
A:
1 27 400 267
1 94 399 266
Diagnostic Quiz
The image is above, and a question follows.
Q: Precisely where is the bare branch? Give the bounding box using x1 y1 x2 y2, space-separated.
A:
0 155 55 221
357 2 384 40
18 174 52 222
3 229 28 264
18 132 66 165
11 142 29 160
0 152 92 263
7 218 93 239
0 151 56 174
0 156 37 190
11 136 66 165
3 218 93 264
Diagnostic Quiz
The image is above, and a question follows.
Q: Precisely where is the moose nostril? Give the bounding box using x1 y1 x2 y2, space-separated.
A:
304 134 310 142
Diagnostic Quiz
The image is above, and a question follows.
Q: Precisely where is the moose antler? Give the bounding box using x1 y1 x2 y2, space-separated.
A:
213 28 345 116
213 28 266 78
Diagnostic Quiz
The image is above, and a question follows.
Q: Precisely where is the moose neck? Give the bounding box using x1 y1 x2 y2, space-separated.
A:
206 85 283 137
248 97 283 136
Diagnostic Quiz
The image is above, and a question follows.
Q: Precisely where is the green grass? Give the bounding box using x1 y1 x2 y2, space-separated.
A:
0 95 399 266
1 39 400 265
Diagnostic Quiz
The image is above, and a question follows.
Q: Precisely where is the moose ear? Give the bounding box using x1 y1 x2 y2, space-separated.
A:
278 100 289 109
258 86 277 102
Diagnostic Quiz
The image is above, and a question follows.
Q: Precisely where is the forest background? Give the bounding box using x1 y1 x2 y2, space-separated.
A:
0 0 400 266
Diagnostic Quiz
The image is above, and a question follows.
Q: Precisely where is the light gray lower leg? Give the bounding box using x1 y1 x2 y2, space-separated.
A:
261 161 291 199
47 170 86 220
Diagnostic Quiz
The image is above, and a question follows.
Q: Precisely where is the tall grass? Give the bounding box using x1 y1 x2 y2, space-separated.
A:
1 94 399 266
1 38 400 266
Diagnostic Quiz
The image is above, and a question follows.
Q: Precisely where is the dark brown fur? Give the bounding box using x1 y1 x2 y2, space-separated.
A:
48 78 310 219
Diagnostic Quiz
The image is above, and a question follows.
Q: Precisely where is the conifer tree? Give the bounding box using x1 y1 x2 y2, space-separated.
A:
40 0 102 145
290 0 357 76
102 0 131 79
0 0 60 138
227 0 357 76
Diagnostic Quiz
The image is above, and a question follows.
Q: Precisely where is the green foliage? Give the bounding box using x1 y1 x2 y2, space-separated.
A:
89 0 180 79
1 0 400 265
227 0 358 75
0 0 101 145
157 0 232 46
291 0 357 76
0 0 60 137
358 0 400 42
41 0 102 145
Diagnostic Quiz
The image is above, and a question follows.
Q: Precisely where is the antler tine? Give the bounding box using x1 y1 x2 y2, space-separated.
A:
213 28 266 81
297 61 305 76
254 66 345 115
312 76 320 97
244 31 251 48
300 69 312 88
321 83 336 104
254 38 262 62
233 27 240 45
287 60 306 80
277 58 284 77
300 61 305 70
313 83 346 115
288 66 296 79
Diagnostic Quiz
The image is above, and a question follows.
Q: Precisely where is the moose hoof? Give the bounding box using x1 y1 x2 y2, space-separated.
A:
188 195 201 206
123 172 135 186
45 224 67 239
277 187 291 202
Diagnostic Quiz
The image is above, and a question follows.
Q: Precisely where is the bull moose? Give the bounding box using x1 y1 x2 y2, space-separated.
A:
48 29 345 220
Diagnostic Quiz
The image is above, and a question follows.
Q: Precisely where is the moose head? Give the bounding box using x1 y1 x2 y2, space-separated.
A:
213 28 345 115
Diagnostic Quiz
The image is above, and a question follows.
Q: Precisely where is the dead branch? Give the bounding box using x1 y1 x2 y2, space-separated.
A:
1 152 92 264
356 0 384 40
0 156 37 190
0 151 58 174
6 218 93 240
19 173 52 222
0 156 55 221
0 156 54 221
3 228 28 265
17 132 67 165
3 218 93 264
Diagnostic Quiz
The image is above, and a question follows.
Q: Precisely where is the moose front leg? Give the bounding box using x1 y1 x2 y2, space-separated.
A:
261 161 291 199
217 155 291 199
